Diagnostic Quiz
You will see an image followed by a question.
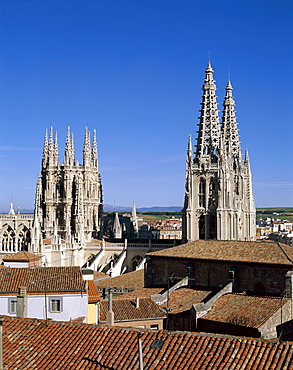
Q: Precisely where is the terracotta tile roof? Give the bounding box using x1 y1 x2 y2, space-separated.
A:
147 240 293 265
95 269 144 290
2 251 41 262
87 280 100 302
115 287 164 299
2 315 293 369
200 293 289 328
0 266 86 293
161 288 212 314
99 297 166 322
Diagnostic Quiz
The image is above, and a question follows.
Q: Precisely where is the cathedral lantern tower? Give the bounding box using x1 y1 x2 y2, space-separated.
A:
35 126 103 247
182 62 256 242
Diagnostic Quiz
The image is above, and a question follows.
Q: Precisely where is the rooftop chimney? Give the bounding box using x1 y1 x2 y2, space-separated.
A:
16 287 27 318
106 287 114 326
136 297 140 309
285 271 293 298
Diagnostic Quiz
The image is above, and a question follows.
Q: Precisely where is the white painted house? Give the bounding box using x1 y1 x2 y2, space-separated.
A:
0 266 88 322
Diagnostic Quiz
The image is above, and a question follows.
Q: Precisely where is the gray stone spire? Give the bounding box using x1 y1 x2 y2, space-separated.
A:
42 129 49 168
83 127 91 167
53 130 59 166
48 126 54 167
195 61 221 161
91 129 98 169
131 202 138 234
113 212 122 239
64 126 74 166
182 63 256 243
221 78 241 161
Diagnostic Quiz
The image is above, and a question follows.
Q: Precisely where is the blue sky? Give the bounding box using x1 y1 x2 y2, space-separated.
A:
0 0 292 211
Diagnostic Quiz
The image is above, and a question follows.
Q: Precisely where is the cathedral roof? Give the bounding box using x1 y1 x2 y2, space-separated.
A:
147 240 293 266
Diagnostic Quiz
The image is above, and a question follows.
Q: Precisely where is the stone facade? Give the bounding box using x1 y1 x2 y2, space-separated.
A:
182 62 255 242
35 126 103 245
0 210 33 253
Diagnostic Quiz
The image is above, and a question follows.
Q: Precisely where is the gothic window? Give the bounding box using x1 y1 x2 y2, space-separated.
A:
1 226 16 252
234 176 240 195
132 255 143 271
199 179 206 208
209 214 216 239
199 215 205 239
208 179 217 208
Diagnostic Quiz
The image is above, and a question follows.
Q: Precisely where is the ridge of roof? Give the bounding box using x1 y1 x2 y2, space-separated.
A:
3 250 41 261
147 240 293 266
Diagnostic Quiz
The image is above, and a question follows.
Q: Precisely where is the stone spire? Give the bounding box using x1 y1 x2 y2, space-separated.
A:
131 202 138 234
221 79 241 161
113 212 122 239
83 127 91 167
42 129 49 168
91 129 98 169
64 126 74 166
187 134 193 166
182 63 256 243
48 127 54 167
244 149 255 206
53 130 59 166
195 61 221 160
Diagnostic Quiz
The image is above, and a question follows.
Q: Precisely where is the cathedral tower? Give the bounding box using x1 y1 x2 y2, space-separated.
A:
34 126 103 246
182 63 255 242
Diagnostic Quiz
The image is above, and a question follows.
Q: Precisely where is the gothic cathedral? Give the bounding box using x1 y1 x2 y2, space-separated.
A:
33 126 103 248
182 62 256 242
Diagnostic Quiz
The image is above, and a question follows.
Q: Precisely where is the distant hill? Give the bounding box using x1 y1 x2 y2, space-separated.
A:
103 204 182 213
0 208 34 214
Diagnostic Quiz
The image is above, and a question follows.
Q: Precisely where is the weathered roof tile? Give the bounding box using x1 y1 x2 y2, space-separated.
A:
0 266 86 293
147 240 293 266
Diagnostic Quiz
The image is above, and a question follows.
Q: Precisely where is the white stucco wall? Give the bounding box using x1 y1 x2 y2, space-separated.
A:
0 293 88 321
4 262 29 268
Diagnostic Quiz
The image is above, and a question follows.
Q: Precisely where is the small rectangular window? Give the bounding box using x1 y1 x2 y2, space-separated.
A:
49 297 62 313
150 324 158 329
9 298 17 314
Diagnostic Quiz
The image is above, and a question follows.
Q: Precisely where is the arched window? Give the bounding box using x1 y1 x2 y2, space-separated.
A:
199 178 206 208
209 214 216 239
208 179 217 208
1 226 16 252
199 215 205 239
16 225 30 251
132 255 143 271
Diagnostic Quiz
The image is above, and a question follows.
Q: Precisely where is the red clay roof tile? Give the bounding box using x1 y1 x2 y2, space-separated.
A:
147 240 293 266
200 293 288 328
3 315 292 369
0 266 86 293
99 297 166 322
